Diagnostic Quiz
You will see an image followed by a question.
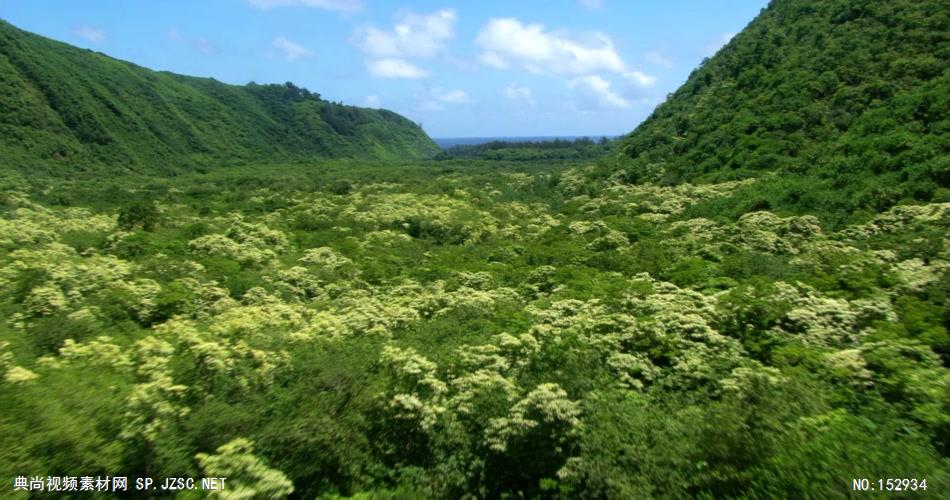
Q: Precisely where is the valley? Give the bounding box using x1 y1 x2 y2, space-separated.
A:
1 0 949 497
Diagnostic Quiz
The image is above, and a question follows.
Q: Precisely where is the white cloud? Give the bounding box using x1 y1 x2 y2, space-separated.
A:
73 25 105 43
363 95 380 107
578 0 604 10
366 58 428 79
503 83 535 107
568 75 630 109
246 0 361 12
503 83 533 102
476 18 625 75
420 86 471 111
624 70 657 87
356 9 456 58
479 51 509 69
432 87 470 103
645 51 673 68
273 36 313 61
354 9 456 79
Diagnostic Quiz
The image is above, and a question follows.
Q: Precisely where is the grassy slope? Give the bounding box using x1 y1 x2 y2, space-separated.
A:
615 0 950 223
0 20 439 173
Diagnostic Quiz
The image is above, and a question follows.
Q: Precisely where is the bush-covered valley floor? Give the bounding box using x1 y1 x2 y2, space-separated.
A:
1 157 948 498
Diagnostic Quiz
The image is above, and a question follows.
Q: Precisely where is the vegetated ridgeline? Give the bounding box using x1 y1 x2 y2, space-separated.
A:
615 0 950 222
2 0 950 498
0 20 440 173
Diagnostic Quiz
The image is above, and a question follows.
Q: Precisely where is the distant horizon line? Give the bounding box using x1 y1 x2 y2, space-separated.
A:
432 134 622 139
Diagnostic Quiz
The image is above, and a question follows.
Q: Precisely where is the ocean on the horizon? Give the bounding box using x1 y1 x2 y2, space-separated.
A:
433 135 617 149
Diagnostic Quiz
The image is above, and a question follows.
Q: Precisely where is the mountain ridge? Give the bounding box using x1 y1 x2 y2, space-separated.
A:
0 20 439 173
614 0 950 220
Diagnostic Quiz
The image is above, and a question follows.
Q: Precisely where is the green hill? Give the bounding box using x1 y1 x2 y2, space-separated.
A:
616 0 950 221
0 20 439 172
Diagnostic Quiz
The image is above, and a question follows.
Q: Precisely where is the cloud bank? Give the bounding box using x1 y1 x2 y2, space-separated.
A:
354 9 456 79
476 18 624 75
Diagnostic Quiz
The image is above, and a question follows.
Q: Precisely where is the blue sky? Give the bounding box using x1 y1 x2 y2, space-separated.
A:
1 0 768 137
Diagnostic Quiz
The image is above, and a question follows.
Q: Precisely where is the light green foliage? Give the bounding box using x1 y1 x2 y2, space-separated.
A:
2 160 948 497
893 258 950 293
22 283 68 316
298 246 353 271
120 336 189 442
55 335 132 370
843 203 950 240
380 346 447 431
484 383 581 452
189 218 290 266
196 438 294 499
341 192 499 245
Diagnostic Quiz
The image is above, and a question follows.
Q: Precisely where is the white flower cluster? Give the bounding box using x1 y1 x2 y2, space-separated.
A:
563 174 755 220
196 438 294 499
55 336 132 371
380 346 448 430
0 341 39 384
764 282 894 346
496 202 562 239
359 229 413 248
298 247 353 270
158 317 289 392
665 211 822 255
340 192 499 245
271 266 324 300
484 383 581 452
1 243 132 297
0 193 115 248
189 218 290 265
378 335 580 453
120 336 190 442
892 258 950 292
568 220 630 251
177 278 237 318
842 202 950 239
1 243 134 327
101 279 162 323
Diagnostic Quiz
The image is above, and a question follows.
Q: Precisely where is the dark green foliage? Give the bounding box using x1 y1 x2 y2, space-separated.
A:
0 21 439 173
437 137 614 162
616 0 950 219
117 202 159 231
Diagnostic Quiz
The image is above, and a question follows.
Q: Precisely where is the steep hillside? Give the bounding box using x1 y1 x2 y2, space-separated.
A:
617 0 950 221
0 20 439 172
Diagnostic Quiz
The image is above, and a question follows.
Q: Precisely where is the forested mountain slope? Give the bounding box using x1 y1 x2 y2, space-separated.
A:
0 20 439 172
616 0 950 221
2 0 950 497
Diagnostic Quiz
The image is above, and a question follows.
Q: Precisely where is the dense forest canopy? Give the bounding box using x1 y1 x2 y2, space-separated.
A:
436 137 614 162
1 0 950 498
616 0 950 224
